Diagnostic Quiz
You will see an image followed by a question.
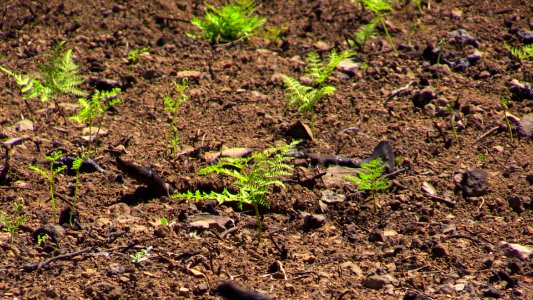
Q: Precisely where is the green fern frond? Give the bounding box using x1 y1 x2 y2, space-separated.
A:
190 0 266 43
360 0 392 15
305 52 323 81
304 50 354 85
505 42 533 60
70 88 121 126
350 20 378 49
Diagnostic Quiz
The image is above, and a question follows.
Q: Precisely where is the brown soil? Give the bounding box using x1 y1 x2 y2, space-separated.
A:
1 0 532 299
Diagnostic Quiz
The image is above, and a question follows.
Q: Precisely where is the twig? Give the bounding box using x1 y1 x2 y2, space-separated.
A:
384 81 414 104
22 247 93 272
475 126 500 143
426 194 456 207
382 166 410 179
219 226 239 239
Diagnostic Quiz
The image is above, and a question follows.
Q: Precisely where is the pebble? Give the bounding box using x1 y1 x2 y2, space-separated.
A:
363 274 397 289
321 190 346 204
368 230 385 243
336 58 359 75
411 87 435 108
431 242 449 257
303 213 326 231
499 241 532 260
517 113 533 139
460 168 489 197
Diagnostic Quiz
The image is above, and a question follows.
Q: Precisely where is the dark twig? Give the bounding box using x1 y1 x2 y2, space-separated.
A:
475 126 500 143
427 194 456 207
444 234 481 245
22 247 93 272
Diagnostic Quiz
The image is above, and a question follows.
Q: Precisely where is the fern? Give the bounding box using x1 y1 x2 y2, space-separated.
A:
504 43 533 61
174 141 298 241
347 19 378 50
345 157 390 213
305 50 354 85
0 41 86 103
70 88 122 151
189 0 266 44
356 0 395 51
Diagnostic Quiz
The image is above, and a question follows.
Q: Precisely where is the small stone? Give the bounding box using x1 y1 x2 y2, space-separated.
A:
431 242 449 257
499 241 532 260
363 274 396 289
176 70 205 81
142 69 163 80
336 58 360 75
492 145 504 153
194 283 209 295
517 114 533 139
12 119 34 132
85 283 122 300
188 214 234 232
526 173 533 185
340 261 363 276
321 190 346 204
451 9 462 19
411 87 435 108
467 49 482 64
461 168 489 197
313 40 331 51
220 148 253 158
507 196 527 213
302 214 326 231
284 283 296 294
270 73 286 85
286 120 313 140
483 286 501 298
477 70 490 79
454 283 466 292
516 28 533 43
368 230 385 243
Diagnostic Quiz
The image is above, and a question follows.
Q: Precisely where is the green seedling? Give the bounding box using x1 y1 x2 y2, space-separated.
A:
174 141 298 241
504 43 533 61
130 246 153 263
413 0 424 14
163 80 189 159
357 0 395 51
260 25 287 46
0 198 27 244
345 157 390 213
346 19 378 51
436 37 447 65
127 47 149 64
446 100 460 145
189 0 266 44
284 50 353 133
29 151 66 220
0 41 87 103
477 153 486 162
499 95 514 142
37 233 48 246
69 155 84 226
70 88 122 152
160 217 168 226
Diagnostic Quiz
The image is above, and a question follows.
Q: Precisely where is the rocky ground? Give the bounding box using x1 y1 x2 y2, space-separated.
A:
0 0 532 299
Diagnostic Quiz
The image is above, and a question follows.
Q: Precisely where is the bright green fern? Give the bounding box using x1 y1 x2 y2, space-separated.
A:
504 43 533 61
346 19 378 51
0 41 86 103
345 157 390 213
70 88 122 151
284 50 353 133
174 141 298 241
189 0 266 44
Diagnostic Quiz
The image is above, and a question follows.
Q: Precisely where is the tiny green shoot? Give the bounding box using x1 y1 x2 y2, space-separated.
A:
70 88 122 152
163 80 189 159
37 233 48 246
0 41 87 103
346 19 378 51
345 157 390 213
70 154 85 226
358 0 395 51
0 198 27 244
500 95 514 142
283 50 353 133
127 47 149 65
504 42 533 61
29 151 66 220
160 217 168 226
189 0 266 44
174 141 298 241
130 246 153 263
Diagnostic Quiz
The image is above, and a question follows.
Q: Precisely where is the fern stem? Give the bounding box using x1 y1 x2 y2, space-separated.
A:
377 15 395 52
253 202 262 242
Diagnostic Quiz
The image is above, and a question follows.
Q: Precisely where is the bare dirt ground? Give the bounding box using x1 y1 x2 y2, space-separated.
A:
0 0 532 299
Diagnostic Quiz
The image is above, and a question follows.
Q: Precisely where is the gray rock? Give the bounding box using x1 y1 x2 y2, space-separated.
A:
461 168 489 197
499 241 532 260
517 28 533 43
336 58 360 75
517 114 533 139
188 214 234 232
321 190 346 204
363 274 397 289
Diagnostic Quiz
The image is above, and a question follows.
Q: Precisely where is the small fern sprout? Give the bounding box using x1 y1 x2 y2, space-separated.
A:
345 157 390 213
0 40 87 116
346 19 378 51
189 0 266 44
70 88 122 151
356 0 396 51
305 50 354 86
174 141 299 241
504 42 533 61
